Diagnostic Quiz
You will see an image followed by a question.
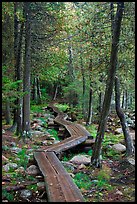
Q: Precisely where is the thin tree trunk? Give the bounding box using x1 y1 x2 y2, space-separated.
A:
22 2 31 138
33 77 38 102
80 54 86 119
5 100 11 125
86 59 93 125
91 2 124 168
53 84 58 101
16 21 24 136
37 76 41 104
122 90 125 109
125 90 128 110
115 76 134 156
86 86 93 125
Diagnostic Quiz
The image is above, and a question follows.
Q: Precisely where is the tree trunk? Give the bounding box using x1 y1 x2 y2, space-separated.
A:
32 77 38 102
86 58 93 124
125 90 128 110
115 76 134 156
22 2 31 138
80 54 86 119
5 100 11 125
16 21 24 136
91 2 124 168
37 76 42 104
8 2 19 131
86 86 93 125
122 90 125 109
53 84 58 101
68 45 74 81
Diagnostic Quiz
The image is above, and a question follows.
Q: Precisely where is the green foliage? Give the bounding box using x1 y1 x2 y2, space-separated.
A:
26 184 38 191
54 103 69 112
86 124 98 138
73 172 92 190
30 104 43 113
16 149 29 170
2 190 14 201
47 129 60 141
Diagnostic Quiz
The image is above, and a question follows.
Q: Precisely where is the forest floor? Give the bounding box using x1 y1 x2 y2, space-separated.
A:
2 108 135 202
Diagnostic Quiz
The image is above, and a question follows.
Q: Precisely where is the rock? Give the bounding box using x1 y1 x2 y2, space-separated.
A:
112 143 126 153
31 131 44 137
3 163 18 172
2 129 5 134
42 140 48 145
77 163 86 170
20 189 32 200
70 155 90 165
10 142 16 147
53 140 60 144
115 128 123 134
15 167 25 173
10 147 22 154
69 173 75 178
26 165 40 176
37 182 45 191
115 190 123 196
61 161 76 172
127 157 135 166
2 155 9 164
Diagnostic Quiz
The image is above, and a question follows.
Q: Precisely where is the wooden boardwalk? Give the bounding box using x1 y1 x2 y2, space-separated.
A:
34 103 91 202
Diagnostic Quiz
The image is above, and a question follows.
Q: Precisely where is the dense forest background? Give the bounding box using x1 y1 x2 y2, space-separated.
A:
2 2 135 130
2 2 135 202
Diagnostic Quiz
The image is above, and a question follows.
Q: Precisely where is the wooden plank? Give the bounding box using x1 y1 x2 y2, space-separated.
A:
34 152 66 202
46 136 88 153
34 151 85 202
42 152 85 202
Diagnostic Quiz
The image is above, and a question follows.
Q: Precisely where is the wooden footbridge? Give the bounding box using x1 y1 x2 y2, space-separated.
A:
34 103 92 202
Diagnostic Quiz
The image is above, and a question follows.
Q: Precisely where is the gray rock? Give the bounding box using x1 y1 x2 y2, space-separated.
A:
112 143 126 152
127 157 135 166
3 163 18 172
53 140 60 144
70 155 90 165
37 182 45 190
115 128 123 134
10 147 22 154
69 173 75 178
26 165 40 176
15 167 25 173
77 163 86 170
10 142 16 147
31 131 44 136
42 140 48 145
20 189 32 200
61 161 76 172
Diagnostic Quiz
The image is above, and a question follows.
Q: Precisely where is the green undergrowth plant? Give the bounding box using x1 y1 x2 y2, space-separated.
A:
54 103 69 112
86 124 98 138
2 190 14 201
47 129 60 141
73 172 92 190
16 148 29 170
96 165 113 191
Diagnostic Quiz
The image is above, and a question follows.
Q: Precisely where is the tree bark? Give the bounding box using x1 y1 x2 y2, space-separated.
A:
86 86 93 125
86 58 93 125
37 76 42 104
80 54 86 119
5 100 11 125
91 2 124 168
115 76 134 156
22 2 31 138
16 21 24 136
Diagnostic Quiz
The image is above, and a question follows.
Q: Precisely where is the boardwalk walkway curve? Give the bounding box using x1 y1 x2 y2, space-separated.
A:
34 103 91 202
